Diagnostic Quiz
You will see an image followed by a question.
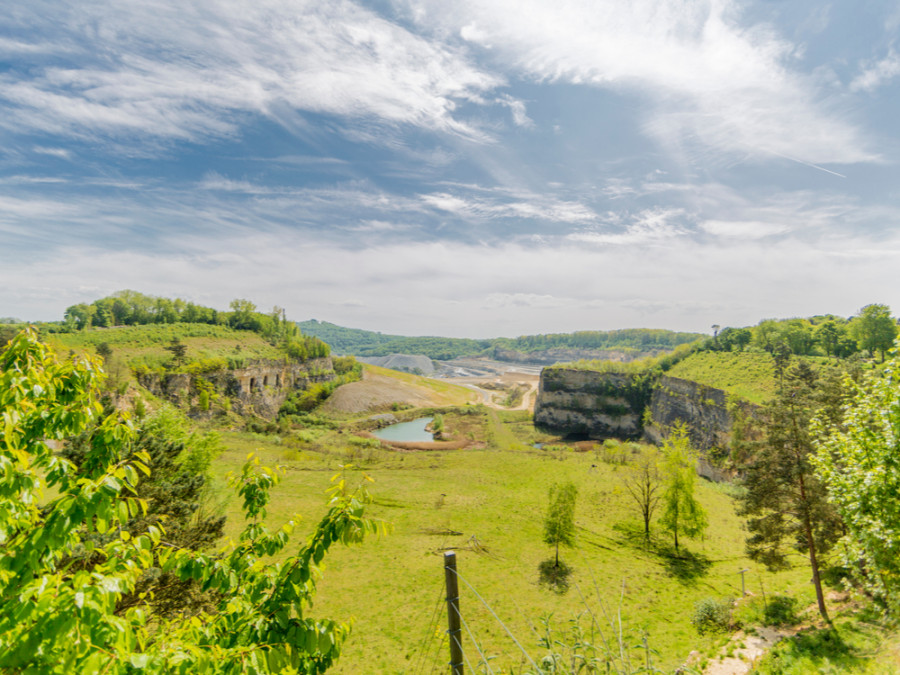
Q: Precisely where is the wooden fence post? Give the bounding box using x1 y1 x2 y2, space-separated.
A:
444 551 464 675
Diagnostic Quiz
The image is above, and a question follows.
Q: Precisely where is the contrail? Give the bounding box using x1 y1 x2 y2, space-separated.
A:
764 148 847 178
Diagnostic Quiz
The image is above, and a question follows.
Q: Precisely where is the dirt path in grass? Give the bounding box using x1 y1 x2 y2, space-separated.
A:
454 372 539 412
698 626 796 675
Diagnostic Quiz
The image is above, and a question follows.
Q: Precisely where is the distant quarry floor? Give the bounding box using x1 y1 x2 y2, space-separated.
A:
323 363 539 414
322 365 477 413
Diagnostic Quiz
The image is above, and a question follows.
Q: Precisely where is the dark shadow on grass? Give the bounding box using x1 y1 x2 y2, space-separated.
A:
610 521 712 584
762 626 865 672
538 559 572 595
657 545 712 584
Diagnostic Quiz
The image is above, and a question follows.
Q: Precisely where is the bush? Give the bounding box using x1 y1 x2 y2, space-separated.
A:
692 597 734 635
764 595 800 626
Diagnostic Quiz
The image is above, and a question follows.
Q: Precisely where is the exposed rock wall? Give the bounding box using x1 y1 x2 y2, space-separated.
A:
643 376 730 450
533 368 648 440
138 357 334 418
534 369 759 457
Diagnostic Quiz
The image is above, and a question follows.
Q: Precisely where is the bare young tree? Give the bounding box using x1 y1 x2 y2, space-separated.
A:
622 446 662 540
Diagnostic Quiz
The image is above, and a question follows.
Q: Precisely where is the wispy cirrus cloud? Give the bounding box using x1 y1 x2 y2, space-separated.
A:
399 0 876 165
421 190 597 223
851 49 900 92
0 0 507 147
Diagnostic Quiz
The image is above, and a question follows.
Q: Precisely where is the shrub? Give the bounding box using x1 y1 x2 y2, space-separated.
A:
692 597 734 635
764 595 800 626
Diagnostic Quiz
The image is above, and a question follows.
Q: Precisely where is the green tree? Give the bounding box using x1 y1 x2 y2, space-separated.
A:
753 319 780 353
850 303 897 362
738 359 844 622
659 425 707 551
719 327 752 352
813 345 900 611
64 302 95 330
229 298 259 330
543 482 577 567
163 336 188 366
778 319 815 356
0 328 384 673
815 319 843 358
61 404 226 617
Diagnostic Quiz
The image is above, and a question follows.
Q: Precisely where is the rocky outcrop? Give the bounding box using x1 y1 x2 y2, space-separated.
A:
534 369 759 457
138 357 334 418
533 368 652 440
643 376 730 450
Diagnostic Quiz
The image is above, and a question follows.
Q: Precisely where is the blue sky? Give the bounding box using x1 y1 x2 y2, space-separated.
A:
2 0 899 337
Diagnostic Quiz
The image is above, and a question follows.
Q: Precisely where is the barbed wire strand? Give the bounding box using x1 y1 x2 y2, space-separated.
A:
456 605 496 675
409 581 447 675
427 631 448 675
449 627 479 675
448 567 542 673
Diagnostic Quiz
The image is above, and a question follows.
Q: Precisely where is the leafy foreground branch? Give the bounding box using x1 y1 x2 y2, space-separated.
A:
0 328 386 674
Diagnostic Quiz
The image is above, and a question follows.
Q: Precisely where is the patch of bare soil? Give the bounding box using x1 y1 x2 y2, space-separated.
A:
321 369 453 414
697 626 796 675
363 436 469 451
698 592 857 675
453 372 540 412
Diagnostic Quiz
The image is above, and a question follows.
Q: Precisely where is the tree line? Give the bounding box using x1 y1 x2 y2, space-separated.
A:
298 319 703 360
709 303 898 361
61 291 330 361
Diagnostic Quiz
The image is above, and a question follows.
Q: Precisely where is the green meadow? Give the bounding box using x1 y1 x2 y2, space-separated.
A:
210 419 814 674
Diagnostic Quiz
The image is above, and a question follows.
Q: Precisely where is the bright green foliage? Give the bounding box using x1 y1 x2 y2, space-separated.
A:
543 482 577 567
813 347 900 612
659 425 707 551
850 304 897 362
0 329 383 673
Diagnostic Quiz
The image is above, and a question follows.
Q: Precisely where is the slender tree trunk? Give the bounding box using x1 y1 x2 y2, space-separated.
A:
798 473 829 622
789 394 830 624
555 538 559 568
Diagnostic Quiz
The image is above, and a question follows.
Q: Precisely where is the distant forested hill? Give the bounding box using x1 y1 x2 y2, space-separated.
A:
296 320 492 359
297 320 704 361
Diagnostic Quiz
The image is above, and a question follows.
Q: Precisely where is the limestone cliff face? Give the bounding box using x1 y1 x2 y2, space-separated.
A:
138 357 334 418
643 376 731 450
533 368 649 440
534 369 758 459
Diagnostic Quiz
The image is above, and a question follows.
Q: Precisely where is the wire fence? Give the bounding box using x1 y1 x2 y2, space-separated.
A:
405 552 690 675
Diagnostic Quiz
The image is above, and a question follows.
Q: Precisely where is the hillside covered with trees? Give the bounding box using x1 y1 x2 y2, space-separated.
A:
298 319 704 361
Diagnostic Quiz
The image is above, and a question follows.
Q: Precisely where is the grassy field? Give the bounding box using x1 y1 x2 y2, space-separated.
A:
208 421 817 674
46 323 289 367
666 352 778 405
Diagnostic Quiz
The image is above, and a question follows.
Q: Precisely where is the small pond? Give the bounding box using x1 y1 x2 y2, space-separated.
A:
373 417 434 443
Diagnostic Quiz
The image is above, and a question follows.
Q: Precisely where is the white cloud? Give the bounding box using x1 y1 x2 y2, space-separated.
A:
0 0 506 144
567 208 686 245
420 190 597 223
851 49 900 92
699 219 789 239
32 146 71 159
6 227 900 335
400 0 875 165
